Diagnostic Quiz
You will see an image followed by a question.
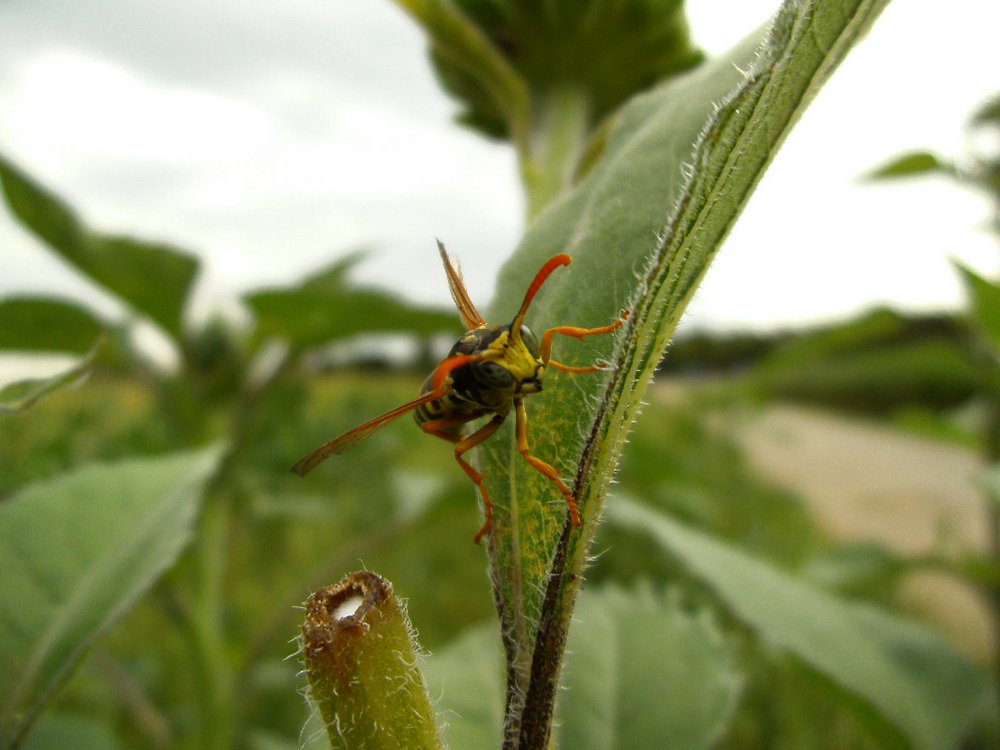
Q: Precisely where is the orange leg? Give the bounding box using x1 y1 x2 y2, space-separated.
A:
514 399 581 528
541 310 630 370
430 350 499 391
419 415 471 444
424 414 506 543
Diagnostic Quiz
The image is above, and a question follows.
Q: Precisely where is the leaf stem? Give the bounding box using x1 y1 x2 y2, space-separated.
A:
521 85 592 221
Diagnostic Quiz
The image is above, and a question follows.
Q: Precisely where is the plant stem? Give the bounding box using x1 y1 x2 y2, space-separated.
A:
189 494 235 750
520 85 591 222
510 522 574 750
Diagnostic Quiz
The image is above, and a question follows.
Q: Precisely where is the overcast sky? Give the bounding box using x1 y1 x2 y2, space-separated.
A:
1 0 999 342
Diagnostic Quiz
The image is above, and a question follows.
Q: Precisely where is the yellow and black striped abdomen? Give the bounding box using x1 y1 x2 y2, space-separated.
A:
413 375 484 430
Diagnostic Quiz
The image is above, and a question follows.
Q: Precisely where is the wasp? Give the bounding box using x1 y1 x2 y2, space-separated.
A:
292 241 628 542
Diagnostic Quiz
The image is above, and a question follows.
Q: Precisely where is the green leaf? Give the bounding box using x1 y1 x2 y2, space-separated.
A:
421 624 506 750
400 0 701 142
299 249 369 292
608 496 992 750
244 276 458 349
955 261 1000 352
0 340 103 415
475 1 892 739
970 94 1000 130
0 446 224 748
397 1 703 216
0 297 104 354
556 585 741 750
393 0 531 141
0 154 198 341
866 152 951 180
21 713 122 750
424 585 741 750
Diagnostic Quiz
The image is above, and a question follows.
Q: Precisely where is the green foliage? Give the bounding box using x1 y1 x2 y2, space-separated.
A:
750 308 980 414
395 0 702 215
0 447 223 748
757 307 936 368
873 104 1000 750
758 338 981 413
21 714 122 750
0 155 197 342
608 497 992 750
0 342 103 415
957 262 1000 354
866 151 951 179
870 90 1000 229
245 281 456 350
613 397 820 566
425 584 741 750
0 376 177 493
401 0 702 140
422 625 505 749
0 297 104 354
556 585 741 750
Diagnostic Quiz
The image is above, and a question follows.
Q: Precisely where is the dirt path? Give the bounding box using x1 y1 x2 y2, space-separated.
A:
731 404 993 661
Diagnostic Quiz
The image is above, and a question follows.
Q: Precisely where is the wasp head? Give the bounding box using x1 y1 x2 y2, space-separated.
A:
470 323 543 397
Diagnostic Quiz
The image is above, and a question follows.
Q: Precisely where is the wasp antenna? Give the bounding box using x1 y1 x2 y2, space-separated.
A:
510 254 571 341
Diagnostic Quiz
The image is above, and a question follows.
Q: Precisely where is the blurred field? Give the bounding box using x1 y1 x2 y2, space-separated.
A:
657 378 994 660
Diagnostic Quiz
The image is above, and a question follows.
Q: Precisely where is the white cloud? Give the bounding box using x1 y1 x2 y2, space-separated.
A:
3 50 274 174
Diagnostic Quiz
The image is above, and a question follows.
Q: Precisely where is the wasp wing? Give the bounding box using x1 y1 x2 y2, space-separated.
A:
437 239 486 330
292 388 445 476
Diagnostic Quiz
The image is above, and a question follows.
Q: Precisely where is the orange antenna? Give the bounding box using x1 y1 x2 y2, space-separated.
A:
509 254 571 341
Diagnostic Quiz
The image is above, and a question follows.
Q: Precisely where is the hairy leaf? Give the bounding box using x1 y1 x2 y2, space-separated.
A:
424 585 740 750
609 497 991 750
557 585 740 750
471 0 892 742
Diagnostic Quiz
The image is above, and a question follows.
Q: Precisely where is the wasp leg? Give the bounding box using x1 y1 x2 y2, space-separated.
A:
514 399 581 528
540 310 630 370
430 350 500 391
419 417 467 443
547 360 607 374
422 414 506 544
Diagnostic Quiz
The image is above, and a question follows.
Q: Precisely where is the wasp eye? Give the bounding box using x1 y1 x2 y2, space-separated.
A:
519 325 540 357
474 361 516 388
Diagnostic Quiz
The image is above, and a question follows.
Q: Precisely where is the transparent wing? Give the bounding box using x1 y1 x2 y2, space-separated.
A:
291 389 444 476
437 239 486 330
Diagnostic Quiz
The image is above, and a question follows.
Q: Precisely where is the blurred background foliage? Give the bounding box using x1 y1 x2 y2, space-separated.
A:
2 7 999 750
